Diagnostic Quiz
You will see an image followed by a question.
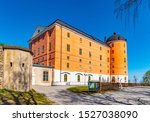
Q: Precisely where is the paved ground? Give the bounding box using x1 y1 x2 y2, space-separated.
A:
33 85 150 105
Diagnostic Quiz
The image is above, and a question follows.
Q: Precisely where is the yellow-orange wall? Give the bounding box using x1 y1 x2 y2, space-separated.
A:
54 25 110 75
109 41 128 75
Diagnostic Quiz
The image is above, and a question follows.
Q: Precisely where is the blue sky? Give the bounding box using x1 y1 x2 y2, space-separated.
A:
0 0 150 81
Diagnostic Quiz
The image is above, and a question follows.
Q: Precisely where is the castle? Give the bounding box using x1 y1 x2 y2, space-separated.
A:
29 19 128 85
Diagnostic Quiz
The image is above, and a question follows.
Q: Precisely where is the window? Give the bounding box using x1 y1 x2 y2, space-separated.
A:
67 32 70 38
88 76 91 81
112 43 114 47
77 75 80 82
38 30 40 33
49 42 51 51
107 50 109 53
38 48 40 55
67 44 70 52
79 48 82 55
124 77 127 82
79 59 82 63
49 55 51 59
124 43 126 47
80 38 82 43
112 58 114 62
64 74 67 82
107 57 109 62
89 42 92 46
100 55 102 60
112 70 115 74
100 64 102 67
67 63 69 68
107 70 109 73
124 71 126 74
99 77 101 82
89 52 92 58
124 50 126 54
67 56 70 60
100 46 102 50
42 57 44 61
112 50 114 54
22 63 24 67
10 62 12 67
42 45 44 53
112 65 114 68
43 71 48 81
100 70 102 73
124 58 126 63
89 61 91 64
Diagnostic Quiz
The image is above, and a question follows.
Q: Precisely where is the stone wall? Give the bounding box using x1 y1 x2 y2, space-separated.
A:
0 46 4 89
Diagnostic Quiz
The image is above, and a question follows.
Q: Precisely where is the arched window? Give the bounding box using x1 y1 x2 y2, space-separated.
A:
112 77 115 83
64 74 67 82
88 76 91 82
99 76 101 82
77 75 80 82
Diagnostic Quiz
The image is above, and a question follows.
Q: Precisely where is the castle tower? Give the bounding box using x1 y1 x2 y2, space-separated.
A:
106 33 128 83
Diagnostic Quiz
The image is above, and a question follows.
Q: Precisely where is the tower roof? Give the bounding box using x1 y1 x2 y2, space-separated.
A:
106 32 126 44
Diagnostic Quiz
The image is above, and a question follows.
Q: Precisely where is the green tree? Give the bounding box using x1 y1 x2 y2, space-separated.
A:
143 70 150 85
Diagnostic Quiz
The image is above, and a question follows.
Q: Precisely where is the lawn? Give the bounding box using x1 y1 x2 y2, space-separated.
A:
0 89 55 105
67 86 89 93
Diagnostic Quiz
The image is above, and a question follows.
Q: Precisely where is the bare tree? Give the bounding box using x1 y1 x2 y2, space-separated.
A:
114 0 150 26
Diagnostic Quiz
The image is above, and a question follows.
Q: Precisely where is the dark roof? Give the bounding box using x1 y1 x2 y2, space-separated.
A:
33 64 54 68
1 44 33 55
106 32 126 44
29 19 109 47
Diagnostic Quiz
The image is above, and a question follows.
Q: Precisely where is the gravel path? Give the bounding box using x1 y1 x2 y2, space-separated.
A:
33 85 150 105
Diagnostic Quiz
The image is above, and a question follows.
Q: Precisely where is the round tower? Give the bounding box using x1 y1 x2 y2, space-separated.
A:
106 32 128 83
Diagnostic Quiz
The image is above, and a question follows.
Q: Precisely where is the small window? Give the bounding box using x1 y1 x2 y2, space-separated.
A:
22 63 24 67
107 70 109 73
67 44 70 52
107 57 109 62
89 52 92 58
124 71 126 74
124 50 126 54
10 62 12 67
107 50 109 53
38 30 40 33
79 48 82 55
77 75 80 82
100 46 102 50
100 55 102 60
64 74 67 82
43 71 48 81
80 38 82 43
49 55 51 59
112 70 115 74
67 32 70 38
124 77 127 82
67 56 70 60
100 64 102 67
79 59 82 63
124 58 126 63
112 43 114 47
112 65 114 68
112 50 114 54
42 45 44 53
100 70 102 73
89 42 92 46
112 58 114 62
124 43 126 47
67 63 69 68
89 61 91 64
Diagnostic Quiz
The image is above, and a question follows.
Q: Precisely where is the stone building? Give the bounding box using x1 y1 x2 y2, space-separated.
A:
0 44 33 91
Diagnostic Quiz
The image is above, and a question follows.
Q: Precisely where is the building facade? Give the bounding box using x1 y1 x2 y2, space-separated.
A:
0 44 32 91
32 64 54 86
29 20 128 85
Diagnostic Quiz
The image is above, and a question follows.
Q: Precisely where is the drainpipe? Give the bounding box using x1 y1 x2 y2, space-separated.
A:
60 25 62 83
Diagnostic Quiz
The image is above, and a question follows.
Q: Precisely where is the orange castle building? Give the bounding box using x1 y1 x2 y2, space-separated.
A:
29 19 128 85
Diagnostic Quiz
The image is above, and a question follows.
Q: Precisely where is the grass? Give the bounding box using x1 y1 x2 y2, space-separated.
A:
0 89 55 105
67 86 89 93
